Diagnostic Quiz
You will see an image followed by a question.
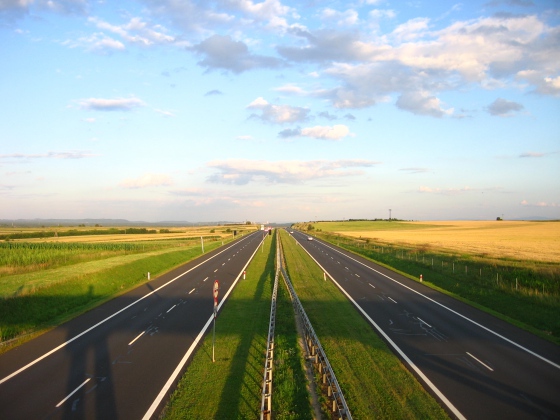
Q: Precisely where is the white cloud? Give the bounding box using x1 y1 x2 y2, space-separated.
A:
119 173 173 189
190 34 283 73
418 186 473 195
396 91 453 117
0 0 87 21
207 159 379 185
88 16 176 47
400 167 429 173
519 152 544 158
521 200 558 207
278 29 377 63
0 151 96 160
487 98 524 116
140 0 234 33
276 13 560 115
300 124 352 140
153 108 176 117
227 0 292 22
320 8 359 26
247 97 310 124
62 32 125 53
391 17 430 41
77 97 146 111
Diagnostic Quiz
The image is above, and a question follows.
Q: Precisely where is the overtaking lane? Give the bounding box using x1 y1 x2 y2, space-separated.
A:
0 230 266 419
290 230 560 419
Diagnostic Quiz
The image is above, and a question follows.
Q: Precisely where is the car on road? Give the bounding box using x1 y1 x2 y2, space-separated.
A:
307 237 313 241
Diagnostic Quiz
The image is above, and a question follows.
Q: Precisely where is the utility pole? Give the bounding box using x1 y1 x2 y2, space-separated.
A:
389 209 392 221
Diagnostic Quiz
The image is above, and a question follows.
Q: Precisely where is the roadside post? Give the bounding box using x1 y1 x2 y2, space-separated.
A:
420 274 423 282
243 270 246 280
212 280 219 362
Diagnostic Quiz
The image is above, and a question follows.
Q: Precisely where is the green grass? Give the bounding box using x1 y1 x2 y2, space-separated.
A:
294 220 440 232
279 230 449 419
272 269 314 420
163 234 313 419
0 242 222 343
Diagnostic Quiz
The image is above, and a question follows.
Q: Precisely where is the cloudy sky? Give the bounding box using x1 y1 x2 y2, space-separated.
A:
1 0 559 223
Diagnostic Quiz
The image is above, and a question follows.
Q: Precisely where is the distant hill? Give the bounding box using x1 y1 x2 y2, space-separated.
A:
0 219 252 227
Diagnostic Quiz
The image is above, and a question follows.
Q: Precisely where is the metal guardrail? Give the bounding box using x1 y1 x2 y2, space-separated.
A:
278 234 353 420
260 234 280 420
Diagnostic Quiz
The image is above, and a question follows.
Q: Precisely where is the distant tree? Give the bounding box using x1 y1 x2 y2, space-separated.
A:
496 217 503 221
307 224 314 231
246 221 252 225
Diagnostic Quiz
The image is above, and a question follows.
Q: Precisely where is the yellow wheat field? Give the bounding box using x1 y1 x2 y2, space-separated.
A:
336 221 560 263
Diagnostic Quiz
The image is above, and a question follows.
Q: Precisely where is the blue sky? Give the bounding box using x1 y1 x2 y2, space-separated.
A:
1 0 559 223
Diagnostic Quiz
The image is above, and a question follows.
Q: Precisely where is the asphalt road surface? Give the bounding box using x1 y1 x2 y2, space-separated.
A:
289 230 560 420
0 230 266 420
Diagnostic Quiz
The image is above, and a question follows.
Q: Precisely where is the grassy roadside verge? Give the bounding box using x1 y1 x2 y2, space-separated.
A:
280 230 449 419
163 233 313 419
0 242 222 346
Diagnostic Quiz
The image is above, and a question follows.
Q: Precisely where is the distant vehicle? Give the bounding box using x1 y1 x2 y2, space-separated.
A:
307 237 313 241
290 231 294 234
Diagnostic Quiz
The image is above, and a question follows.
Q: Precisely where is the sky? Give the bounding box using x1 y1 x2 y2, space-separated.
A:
1 0 559 223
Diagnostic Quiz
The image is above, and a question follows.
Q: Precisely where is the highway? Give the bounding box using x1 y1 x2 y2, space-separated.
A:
288 230 560 420
0 230 265 420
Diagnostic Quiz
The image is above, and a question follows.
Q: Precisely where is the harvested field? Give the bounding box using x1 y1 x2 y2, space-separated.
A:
316 221 560 262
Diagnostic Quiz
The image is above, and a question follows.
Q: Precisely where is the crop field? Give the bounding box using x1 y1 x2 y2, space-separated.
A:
0 226 232 346
0 224 255 243
305 220 560 263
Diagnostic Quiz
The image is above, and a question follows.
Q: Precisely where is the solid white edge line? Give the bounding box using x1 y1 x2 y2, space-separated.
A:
0 232 260 386
129 331 146 346
316 238 560 371
466 352 494 372
294 235 467 420
56 378 90 407
141 233 266 420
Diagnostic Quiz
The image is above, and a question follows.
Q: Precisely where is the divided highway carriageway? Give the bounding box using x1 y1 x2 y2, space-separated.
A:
290 230 560 420
0 230 265 420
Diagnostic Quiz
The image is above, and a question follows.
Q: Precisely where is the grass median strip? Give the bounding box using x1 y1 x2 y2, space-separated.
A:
280 230 448 419
163 234 313 419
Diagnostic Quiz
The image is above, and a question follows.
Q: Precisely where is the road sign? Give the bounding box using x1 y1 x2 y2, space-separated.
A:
213 280 219 310
213 280 219 299
212 280 219 362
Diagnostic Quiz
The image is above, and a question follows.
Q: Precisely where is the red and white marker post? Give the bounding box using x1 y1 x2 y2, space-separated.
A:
212 280 219 362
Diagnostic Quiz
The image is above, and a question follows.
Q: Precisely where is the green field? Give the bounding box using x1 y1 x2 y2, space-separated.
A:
0 236 226 347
